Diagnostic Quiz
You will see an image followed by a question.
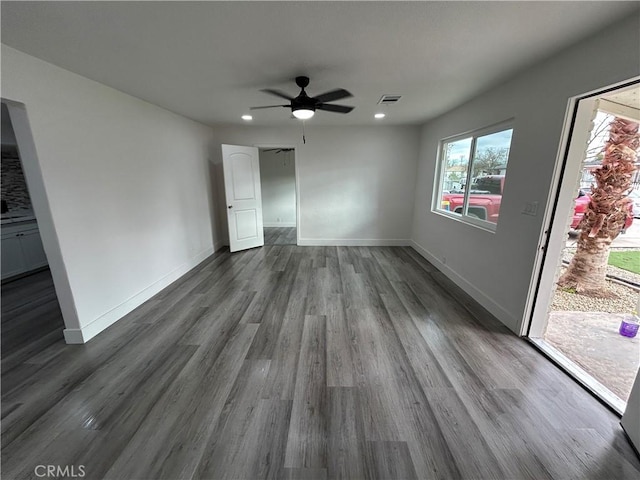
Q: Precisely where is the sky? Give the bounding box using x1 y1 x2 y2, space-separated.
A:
445 128 513 165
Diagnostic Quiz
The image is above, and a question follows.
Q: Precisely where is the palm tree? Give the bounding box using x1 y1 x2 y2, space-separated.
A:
558 116 639 296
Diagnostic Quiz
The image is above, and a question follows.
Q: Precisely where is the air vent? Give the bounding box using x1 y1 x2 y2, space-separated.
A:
378 95 402 105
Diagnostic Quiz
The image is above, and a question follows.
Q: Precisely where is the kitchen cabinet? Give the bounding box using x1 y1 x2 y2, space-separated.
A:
1 220 48 280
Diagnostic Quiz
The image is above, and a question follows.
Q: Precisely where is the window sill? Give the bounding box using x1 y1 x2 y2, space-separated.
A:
432 209 497 233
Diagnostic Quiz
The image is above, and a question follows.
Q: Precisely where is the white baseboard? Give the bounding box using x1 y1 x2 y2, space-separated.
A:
63 247 215 344
63 329 85 344
263 222 297 228
410 239 518 333
297 238 411 247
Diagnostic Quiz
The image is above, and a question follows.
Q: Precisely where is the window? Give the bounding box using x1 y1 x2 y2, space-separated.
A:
433 122 514 231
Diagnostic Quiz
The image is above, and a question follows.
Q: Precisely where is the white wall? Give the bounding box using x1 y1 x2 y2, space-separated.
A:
213 125 421 245
1 46 222 343
259 149 296 227
1 103 17 146
411 15 640 333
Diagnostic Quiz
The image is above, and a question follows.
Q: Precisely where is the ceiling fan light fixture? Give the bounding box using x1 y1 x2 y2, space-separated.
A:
292 108 315 120
252 77 352 119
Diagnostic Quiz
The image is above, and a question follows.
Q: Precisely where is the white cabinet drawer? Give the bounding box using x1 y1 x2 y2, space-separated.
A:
1 235 28 279
1 221 48 280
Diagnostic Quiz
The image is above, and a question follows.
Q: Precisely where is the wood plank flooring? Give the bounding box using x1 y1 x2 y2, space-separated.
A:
264 227 296 245
1 269 65 373
2 246 639 479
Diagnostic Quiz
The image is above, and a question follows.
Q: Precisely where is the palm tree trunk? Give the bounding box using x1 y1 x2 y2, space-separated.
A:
558 116 639 296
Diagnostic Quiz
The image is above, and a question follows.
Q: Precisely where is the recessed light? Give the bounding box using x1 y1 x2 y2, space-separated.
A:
242 115 253 121
374 113 386 119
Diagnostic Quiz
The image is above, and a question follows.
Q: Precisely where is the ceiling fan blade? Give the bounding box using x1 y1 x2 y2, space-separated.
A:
263 148 293 154
314 88 353 103
261 88 294 101
317 103 354 114
250 105 289 110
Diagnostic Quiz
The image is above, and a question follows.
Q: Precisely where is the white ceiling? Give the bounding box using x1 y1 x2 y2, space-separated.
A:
606 87 640 111
2 1 638 127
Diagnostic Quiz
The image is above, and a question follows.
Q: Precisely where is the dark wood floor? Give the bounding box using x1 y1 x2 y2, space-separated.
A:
2 246 639 479
264 226 296 245
2 269 65 373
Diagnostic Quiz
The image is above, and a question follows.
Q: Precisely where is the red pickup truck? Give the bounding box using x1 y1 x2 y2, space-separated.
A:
440 175 504 222
441 175 633 232
571 189 633 233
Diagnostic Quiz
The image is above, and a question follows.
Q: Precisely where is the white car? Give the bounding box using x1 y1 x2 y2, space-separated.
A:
629 190 640 218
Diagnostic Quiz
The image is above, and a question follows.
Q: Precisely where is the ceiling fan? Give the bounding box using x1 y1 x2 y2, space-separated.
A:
251 76 354 120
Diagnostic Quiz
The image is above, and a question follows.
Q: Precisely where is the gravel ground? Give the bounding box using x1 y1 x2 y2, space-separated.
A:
554 248 640 313
552 273 638 312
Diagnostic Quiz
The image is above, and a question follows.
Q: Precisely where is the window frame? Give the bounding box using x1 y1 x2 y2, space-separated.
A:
432 120 514 232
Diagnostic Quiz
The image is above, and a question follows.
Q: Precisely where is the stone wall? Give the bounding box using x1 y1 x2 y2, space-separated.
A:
1 152 32 212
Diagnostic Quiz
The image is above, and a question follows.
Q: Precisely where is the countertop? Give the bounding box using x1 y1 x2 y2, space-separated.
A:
1 211 37 226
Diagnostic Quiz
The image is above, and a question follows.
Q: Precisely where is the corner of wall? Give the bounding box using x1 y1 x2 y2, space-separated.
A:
410 239 520 334
63 328 86 344
64 246 214 344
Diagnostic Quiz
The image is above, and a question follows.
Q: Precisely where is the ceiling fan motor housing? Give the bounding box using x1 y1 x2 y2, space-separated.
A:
292 91 316 113
295 76 310 89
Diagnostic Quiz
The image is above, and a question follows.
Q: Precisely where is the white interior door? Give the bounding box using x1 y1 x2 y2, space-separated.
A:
222 144 264 253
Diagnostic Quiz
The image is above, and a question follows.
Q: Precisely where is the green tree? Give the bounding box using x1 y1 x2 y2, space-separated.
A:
473 147 508 176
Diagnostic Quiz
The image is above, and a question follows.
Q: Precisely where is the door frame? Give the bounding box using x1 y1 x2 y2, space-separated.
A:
523 76 640 338
254 143 300 246
2 98 80 338
522 78 639 414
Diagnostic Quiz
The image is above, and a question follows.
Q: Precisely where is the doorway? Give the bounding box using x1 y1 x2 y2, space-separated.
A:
1 101 65 369
258 147 297 246
526 80 640 413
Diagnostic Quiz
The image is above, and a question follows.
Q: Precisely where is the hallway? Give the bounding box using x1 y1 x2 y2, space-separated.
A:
264 227 296 246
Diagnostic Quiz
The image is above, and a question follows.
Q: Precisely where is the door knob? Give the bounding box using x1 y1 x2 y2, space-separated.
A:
228 205 233 209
